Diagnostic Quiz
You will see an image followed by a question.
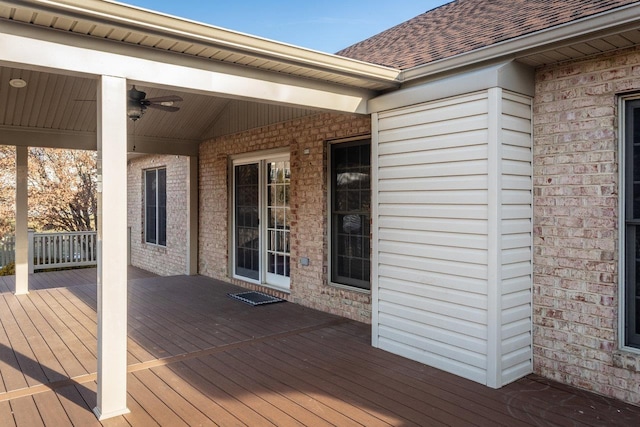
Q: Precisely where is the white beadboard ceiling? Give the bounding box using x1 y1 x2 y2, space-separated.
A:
0 65 318 146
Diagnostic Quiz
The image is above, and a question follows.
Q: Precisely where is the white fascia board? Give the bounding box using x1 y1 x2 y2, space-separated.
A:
401 2 640 82
368 61 534 113
8 0 400 86
0 126 96 150
0 27 373 114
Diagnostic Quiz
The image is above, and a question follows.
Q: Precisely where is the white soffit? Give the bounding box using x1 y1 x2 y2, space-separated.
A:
369 61 535 113
0 0 400 91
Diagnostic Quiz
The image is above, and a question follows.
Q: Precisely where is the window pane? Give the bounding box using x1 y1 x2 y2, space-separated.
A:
158 169 167 246
331 140 371 289
145 170 157 244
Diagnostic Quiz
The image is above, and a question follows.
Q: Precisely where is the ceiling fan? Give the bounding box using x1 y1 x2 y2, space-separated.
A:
127 86 183 121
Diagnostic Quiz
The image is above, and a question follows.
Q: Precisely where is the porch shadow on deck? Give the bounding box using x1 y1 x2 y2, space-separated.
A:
0 268 639 426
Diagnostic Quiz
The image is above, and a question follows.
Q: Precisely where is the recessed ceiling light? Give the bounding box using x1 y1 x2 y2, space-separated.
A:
9 78 27 88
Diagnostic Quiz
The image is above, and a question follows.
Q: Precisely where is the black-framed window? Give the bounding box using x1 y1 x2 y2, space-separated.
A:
330 140 371 289
625 99 640 349
145 168 166 246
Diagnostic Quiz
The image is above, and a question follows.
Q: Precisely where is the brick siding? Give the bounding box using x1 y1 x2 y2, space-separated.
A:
127 154 189 276
199 112 373 323
534 45 640 404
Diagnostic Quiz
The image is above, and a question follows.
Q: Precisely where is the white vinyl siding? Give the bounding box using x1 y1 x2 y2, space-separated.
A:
373 89 532 388
499 91 533 384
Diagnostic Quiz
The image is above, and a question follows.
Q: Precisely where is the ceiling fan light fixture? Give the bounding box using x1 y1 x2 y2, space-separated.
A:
160 101 174 107
127 100 144 121
9 78 27 88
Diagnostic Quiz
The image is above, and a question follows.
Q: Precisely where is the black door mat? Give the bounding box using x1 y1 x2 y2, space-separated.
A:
228 291 285 306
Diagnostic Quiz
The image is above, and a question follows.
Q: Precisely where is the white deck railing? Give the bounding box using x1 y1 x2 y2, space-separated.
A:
0 231 97 271
30 231 97 271
0 235 15 268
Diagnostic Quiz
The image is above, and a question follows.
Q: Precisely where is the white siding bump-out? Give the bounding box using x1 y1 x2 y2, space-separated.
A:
375 91 491 383
373 87 532 389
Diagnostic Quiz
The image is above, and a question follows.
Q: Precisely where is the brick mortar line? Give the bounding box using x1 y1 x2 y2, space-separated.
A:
0 317 349 402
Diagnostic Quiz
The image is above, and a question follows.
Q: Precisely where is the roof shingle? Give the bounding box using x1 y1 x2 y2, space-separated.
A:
336 0 640 69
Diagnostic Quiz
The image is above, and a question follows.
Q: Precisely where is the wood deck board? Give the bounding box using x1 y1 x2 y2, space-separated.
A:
0 400 17 427
257 337 441 427
0 295 51 387
32 389 76 427
58 284 155 364
0 268 638 426
126 372 191 427
55 384 103 427
317 325 625 426
4 294 70 382
303 327 531 427
212 346 374 427
74 381 132 427
130 370 214 427
232 344 386 426
316 325 554 425
201 352 335 427
288 332 504 427
26 291 97 373
13 293 88 379
0 308 29 393
244 340 406 426
10 395 45 427
147 365 242 427
181 357 286 426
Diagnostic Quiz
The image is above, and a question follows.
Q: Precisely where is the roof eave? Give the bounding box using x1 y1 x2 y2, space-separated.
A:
400 2 640 82
11 0 401 87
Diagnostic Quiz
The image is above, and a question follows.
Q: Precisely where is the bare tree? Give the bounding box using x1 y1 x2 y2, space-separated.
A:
0 145 97 236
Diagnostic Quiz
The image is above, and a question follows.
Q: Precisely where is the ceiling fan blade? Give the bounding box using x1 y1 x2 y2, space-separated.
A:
147 104 180 112
145 95 183 103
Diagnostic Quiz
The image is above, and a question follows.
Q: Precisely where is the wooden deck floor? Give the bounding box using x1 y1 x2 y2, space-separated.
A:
0 268 639 426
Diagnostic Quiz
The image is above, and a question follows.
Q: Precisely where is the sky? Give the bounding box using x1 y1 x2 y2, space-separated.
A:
120 0 451 54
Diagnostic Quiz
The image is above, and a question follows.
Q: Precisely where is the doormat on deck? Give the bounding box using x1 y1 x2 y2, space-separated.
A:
228 291 285 306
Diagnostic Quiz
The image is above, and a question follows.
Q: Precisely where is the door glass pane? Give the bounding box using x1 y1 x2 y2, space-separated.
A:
235 163 259 280
266 161 291 279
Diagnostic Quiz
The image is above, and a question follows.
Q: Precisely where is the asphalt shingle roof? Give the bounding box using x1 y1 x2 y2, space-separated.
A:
336 0 640 70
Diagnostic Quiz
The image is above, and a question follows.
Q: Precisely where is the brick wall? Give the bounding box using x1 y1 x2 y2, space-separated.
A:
534 46 640 404
199 112 373 323
127 154 189 276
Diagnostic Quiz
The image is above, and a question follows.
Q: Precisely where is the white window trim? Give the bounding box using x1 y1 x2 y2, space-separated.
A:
619 93 640 355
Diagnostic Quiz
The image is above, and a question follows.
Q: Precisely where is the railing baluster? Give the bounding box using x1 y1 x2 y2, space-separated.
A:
27 231 97 271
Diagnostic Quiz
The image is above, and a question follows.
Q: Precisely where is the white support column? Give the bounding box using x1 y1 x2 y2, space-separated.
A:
14 146 28 295
186 155 198 275
94 75 130 420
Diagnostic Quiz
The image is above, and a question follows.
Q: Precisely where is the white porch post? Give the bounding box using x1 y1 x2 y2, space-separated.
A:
14 146 28 295
186 155 198 275
94 75 129 420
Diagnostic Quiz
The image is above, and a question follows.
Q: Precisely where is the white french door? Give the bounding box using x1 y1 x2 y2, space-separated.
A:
233 154 291 290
